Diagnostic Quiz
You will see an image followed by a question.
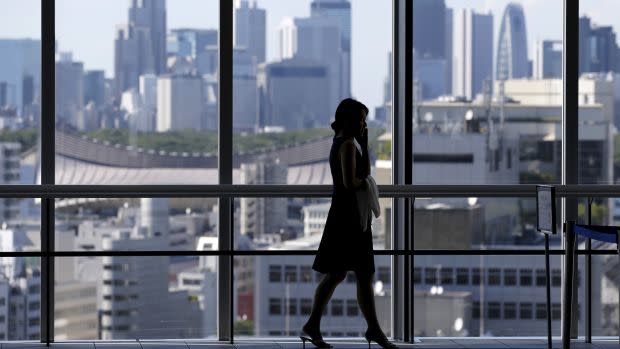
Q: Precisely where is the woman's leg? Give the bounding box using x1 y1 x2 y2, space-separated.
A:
355 271 382 331
305 271 347 333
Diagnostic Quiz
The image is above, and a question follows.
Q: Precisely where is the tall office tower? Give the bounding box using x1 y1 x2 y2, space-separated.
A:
278 18 297 60
445 8 453 95
279 16 342 112
413 54 448 100
83 70 105 106
453 9 493 100
257 58 331 130
156 74 204 131
0 143 21 219
0 39 41 115
239 157 288 238
234 0 266 64
140 198 170 239
7 267 40 340
589 26 619 73
534 40 563 79
413 0 446 59
55 53 85 130
310 0 351 97
128 0 167 75
579 17 592 74
496 3 529 80
167 28 218 59
234 48 259 132
579 16 620 74
21 75 34 108
114 24 155 96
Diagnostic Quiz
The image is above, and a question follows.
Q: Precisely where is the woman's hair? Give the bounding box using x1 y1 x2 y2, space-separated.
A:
331 98 369 133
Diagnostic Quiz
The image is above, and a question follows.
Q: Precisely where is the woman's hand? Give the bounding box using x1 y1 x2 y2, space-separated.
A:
358 127 369 149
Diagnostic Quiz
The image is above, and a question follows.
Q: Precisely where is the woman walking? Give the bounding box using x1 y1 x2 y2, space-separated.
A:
300 98 397 349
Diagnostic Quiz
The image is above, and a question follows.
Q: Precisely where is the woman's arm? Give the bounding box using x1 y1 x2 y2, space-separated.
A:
340 139 366 190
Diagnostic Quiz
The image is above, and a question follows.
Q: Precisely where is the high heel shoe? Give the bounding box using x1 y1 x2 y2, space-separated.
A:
364 328 398 349
300 324 333 348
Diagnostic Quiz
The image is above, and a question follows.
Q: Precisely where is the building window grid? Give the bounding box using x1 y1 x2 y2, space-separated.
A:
1 0 592 342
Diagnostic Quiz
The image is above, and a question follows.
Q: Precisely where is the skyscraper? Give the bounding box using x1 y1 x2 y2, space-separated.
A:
589 26 619 73
534 40 563 79
234 0 266 64
496 3 529 80
453 9 493 99
0 39 41 114
83 70 105 106
128 0 167 75
167 28 217 59
578 16 620 74
310 0 352 97
115 0 166 96
257 58 331 130
280 16 342 112
413 0 446 59
114 24 155 96
55 53 84 130
156 74 204 131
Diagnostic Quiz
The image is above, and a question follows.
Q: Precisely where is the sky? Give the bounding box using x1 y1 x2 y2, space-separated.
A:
0 0 618 112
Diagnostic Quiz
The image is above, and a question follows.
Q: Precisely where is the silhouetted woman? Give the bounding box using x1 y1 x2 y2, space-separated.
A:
300 98 397 349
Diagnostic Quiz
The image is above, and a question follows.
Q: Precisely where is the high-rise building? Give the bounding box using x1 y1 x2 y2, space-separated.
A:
281 16 342 112
167 28 217 59
83 70 105 106
114 24 154 96
257 58 331 130
234 0 266 64
234 48 259 132
0 39 41 114
445 8 453 95
128 0 167 75
115 0 166 96
0 143 21 220
240 157 288 239
156 74 204 131
496 3 529 80
412 0 446 59
310 0 352 97
534 40 563 79
453 9 493 100
55 53 84 130
579 17 592 74
589 26 619 73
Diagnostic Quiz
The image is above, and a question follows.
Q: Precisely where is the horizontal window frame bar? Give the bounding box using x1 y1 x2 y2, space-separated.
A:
0 184 620 198
2 249 616 257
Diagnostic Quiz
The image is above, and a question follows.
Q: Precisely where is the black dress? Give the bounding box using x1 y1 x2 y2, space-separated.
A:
312 135 375 275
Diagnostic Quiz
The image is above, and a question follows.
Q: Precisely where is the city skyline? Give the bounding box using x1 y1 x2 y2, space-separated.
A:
4 0 614 111
0 0 618 114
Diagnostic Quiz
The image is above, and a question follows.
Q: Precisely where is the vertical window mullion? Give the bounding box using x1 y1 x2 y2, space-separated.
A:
41 0 56 344
562 0 579 340
218 0 234 343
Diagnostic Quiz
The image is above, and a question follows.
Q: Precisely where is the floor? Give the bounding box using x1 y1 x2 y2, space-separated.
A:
0 338 617 349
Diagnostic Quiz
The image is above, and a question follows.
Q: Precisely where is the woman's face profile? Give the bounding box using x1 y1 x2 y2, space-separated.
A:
344 109 367 137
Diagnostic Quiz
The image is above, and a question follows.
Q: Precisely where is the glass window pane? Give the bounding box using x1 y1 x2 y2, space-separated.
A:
55 198 218 252
232 0 393 187
412 0 563 186
415 255 563 337
55 256 214 340
235 255 390 338
55 0 218 185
